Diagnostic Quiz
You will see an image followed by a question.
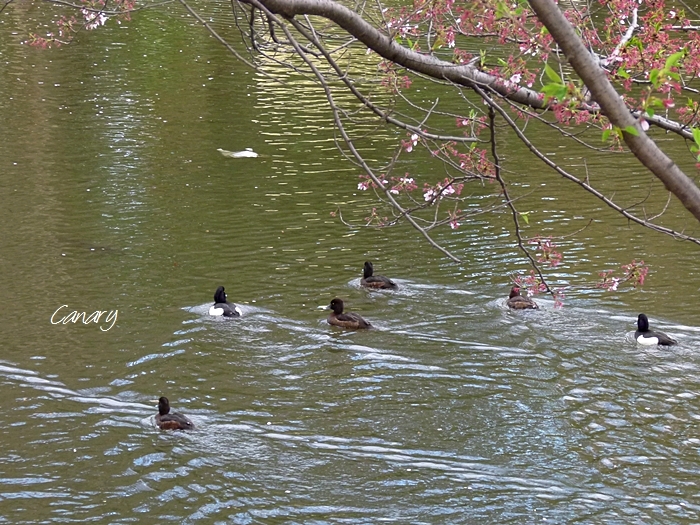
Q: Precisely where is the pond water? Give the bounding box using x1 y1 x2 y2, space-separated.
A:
1 3 700 523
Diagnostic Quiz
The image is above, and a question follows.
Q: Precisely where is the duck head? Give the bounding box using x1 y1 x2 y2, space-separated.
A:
637 313 650 332
158 396 171 416
214 286 227 303
329 298 345 314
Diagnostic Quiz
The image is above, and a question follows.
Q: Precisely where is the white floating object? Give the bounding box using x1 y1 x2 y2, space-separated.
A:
217 147 259 158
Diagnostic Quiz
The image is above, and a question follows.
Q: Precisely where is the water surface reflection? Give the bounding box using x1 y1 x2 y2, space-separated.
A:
1 285 699 521
2 6 700 524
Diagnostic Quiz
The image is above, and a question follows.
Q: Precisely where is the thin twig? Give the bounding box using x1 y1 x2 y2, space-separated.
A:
274 17 462 261
178 0 277 81
479 87 700 245
483 93 553 294
0 0 15 15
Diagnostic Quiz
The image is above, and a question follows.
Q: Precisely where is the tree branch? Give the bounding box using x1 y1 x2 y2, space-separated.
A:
270 10 463 261
479 88 700 245
528 0 700 223
485 98 553 294
247 0 547 108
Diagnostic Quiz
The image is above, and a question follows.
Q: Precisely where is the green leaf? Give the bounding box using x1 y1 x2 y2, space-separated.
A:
646 107 655 118
617 68 629 79
544 63 562 84
692 127 700 147
664 51 684 70
647 97 664 109
540 84 558 98
431 36 445 51
602 129 612 142
623 125 639 136
630 36 643 52
519 211 530 225
649 69 660 87
495 1 510 18
541 84 567 101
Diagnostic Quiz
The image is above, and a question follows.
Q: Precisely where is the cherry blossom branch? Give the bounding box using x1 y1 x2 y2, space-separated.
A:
179 1 465 253
483 92 553 295
602 7 638 67
480 87 700 245
178 0 700 248
263 10 462 261
279 14 479 144
41 0 174 15
32 0 700 147
244 0 548 107
529 0 700 222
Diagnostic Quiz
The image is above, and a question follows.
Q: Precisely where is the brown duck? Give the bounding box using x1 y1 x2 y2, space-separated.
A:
506 287 538 310
327 298 372 329
155 397 195 430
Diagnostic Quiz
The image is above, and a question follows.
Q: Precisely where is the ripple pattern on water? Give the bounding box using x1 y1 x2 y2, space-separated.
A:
0 287 699 522
2 6 700 523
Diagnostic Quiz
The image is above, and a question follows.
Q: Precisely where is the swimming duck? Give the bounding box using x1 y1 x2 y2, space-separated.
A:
635 313 677 346
360 261 398 290
209 286 242 317
506 287 538 310
327 298 372 329
155 397 195 430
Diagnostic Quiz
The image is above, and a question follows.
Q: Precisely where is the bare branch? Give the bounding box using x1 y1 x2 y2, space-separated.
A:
267 10 463 261
178 0 270 77
480 88 700 245
0 0 15 15
483 92 554 295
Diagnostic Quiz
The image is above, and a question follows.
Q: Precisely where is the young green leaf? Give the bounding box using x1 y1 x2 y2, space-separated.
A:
541 84 567 101
692 127 700 148
544 63 562 84
649 69 660 87
664 51 684 70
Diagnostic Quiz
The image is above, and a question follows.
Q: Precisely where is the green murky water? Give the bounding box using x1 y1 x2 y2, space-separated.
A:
1 3 700 523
